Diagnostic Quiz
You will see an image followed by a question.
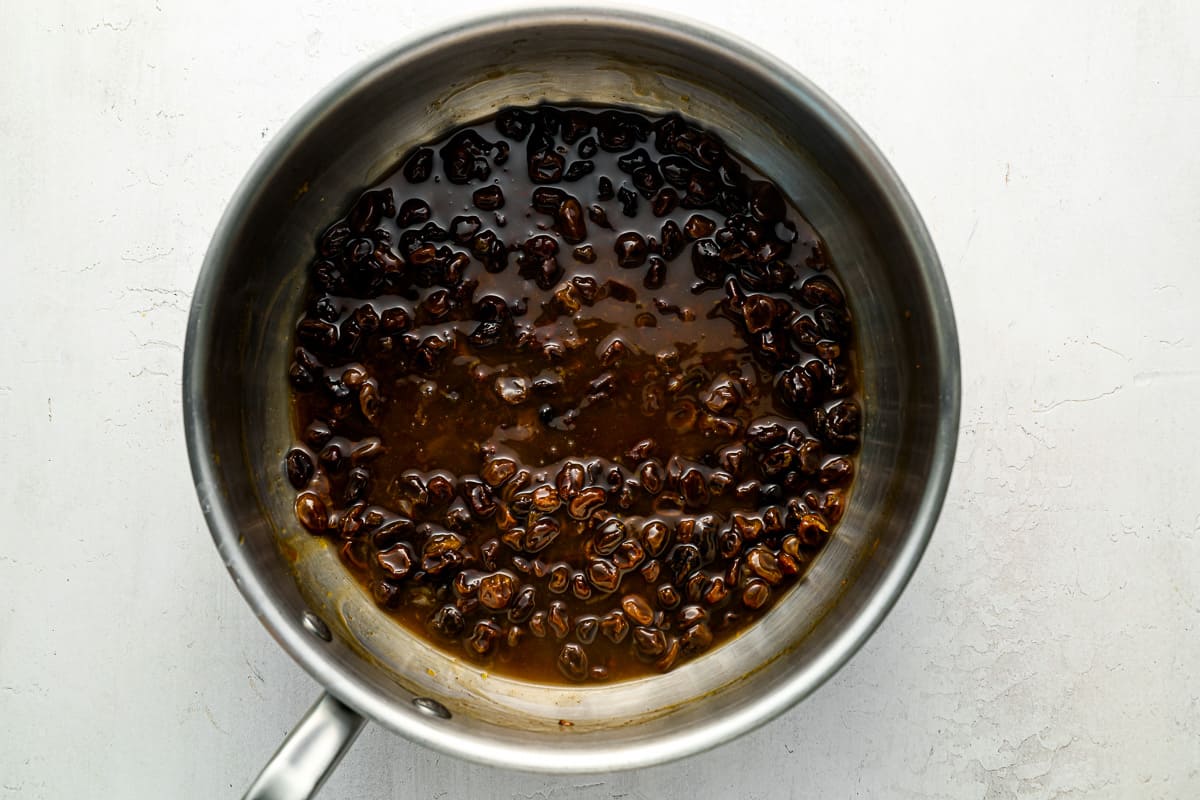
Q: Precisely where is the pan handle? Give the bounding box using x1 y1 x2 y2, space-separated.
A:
243 692 367 800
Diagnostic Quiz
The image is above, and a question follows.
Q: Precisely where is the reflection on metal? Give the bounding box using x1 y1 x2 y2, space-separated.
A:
301 611 332 642
413 697 452 720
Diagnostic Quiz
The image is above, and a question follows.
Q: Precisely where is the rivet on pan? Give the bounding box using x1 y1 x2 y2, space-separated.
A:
301 611 332 642
412 697 451 719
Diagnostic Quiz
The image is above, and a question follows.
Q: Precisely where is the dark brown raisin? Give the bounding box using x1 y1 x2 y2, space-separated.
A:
285 449 314 489
402 148 434 183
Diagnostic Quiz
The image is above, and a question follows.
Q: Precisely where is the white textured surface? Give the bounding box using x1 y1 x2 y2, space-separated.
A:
2 0 1198 797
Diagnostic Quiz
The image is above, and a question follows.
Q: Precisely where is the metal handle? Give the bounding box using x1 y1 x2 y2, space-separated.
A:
243 692 367 800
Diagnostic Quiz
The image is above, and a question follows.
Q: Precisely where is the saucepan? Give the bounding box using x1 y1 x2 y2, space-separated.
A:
183 8 959 798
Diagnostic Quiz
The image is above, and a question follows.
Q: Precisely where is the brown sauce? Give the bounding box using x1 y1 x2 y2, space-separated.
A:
283 105 861 683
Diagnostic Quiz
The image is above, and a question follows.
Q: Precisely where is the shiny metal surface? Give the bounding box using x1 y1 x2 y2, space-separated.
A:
301 611 332 642
243 693 366 800
184 7 959 776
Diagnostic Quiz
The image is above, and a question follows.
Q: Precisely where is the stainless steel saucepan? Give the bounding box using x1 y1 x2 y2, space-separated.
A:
183 9 959 798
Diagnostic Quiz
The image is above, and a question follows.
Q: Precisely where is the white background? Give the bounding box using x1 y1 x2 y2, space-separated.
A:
2 0 1198 797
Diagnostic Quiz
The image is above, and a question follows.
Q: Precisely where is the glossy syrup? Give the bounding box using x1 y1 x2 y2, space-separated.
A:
284 105 861 683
